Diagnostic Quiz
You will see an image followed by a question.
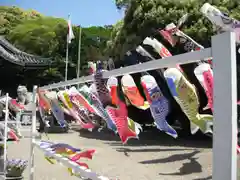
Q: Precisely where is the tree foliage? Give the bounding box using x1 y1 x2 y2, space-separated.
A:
108 0 240 61
6 17 112 66
7 17 66 57
0 6 41 35
115 0 131 10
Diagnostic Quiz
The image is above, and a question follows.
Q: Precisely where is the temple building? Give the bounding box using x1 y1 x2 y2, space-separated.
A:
0 36 51 95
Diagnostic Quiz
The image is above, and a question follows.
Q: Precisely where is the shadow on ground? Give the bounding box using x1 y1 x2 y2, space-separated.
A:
158 156 202 176
77 127 212 148
156 150 204 176
116 147 192 153
140 150 200 164
77 128 120 141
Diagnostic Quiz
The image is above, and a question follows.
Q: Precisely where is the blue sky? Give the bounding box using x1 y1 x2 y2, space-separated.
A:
0 0 124 27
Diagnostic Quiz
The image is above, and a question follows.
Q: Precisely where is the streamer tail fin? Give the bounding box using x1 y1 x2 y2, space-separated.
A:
196 114 213 134
121 126 138 144
128 117 142 135
190 122 200 135
154 121 178 138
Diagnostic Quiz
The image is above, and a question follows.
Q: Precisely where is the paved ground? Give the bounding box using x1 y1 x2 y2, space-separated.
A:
5 125 216 180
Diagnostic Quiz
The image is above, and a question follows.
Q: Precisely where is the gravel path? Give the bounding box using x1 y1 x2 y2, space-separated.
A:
7 126 215 180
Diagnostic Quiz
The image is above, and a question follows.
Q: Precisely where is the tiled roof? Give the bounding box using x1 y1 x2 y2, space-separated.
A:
0 36 51 67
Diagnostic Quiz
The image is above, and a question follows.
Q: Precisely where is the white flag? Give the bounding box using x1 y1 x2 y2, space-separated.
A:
67 15 75 43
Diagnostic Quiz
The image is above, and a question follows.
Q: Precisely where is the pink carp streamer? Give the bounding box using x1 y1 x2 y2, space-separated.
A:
8 129 19 141
202 69 213 111
194 64 214 112
70 149 96 161
106 77 138 144
106 102 138 144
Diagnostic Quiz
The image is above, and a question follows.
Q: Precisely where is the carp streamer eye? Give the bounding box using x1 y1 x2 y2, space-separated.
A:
184 41 195 51
179 37 187 44
222 12 229 17
220 12 233 25
154 107 160 114
151 92 161 100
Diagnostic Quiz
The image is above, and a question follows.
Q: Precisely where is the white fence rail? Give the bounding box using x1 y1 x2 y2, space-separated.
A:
37 32 237 180
41 48 211 90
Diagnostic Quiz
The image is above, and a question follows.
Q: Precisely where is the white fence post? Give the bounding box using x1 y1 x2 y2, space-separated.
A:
212 32 237 180
29 85 38 180
3 93 9 180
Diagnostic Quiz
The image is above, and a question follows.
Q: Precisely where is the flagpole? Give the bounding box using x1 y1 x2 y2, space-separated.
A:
65 35 69 82
77 26 82 89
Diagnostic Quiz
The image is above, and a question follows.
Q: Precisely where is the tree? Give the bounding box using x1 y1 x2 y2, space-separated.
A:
7 16 66 57
38 67 64 83
109 0 240 61
0 6 41 35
